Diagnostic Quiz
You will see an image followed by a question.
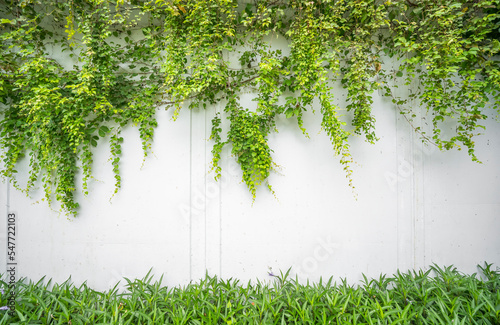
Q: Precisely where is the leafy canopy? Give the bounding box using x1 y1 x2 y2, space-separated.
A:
0 0 499 216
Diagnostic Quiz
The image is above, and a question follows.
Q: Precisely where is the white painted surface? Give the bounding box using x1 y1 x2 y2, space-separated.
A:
1 83 499 291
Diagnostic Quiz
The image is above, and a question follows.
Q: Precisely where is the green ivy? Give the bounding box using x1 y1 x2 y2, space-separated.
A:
0 0 499 216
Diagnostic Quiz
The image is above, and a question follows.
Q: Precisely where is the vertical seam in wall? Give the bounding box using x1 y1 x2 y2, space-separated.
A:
6 182 9 212
414 135 419 270
219 155 222 278
217 104 222 278
189 108 193 281
418 117 426 268
421 147 425 267
204 109 207 273
396 106 400 270
412 113 426 271
411 127 416 270
423 156 426 267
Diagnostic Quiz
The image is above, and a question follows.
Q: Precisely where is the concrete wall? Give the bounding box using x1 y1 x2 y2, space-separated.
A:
1 84 499 291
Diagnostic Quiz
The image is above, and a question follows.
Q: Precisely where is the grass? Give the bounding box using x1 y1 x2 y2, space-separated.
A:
1 263 499 324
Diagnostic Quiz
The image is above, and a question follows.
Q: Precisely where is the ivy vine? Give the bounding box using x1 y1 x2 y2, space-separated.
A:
0 0 499 216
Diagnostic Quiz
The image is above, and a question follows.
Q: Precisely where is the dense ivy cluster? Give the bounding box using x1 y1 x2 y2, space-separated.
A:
0 0 499 216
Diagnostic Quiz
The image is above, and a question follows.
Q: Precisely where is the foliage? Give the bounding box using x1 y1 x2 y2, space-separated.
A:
0 0 499 216
1 264 499 323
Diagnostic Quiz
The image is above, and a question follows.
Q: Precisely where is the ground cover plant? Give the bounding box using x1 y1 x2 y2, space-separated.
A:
1 0 499 216
1 263 499 324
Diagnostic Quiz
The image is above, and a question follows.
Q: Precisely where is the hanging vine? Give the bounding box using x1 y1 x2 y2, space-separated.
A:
0 0 499 216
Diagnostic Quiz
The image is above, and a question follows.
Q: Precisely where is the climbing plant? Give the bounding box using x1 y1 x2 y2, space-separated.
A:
0 0 499 216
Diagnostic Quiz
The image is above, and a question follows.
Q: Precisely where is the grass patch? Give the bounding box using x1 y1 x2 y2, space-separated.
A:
1 264 499 324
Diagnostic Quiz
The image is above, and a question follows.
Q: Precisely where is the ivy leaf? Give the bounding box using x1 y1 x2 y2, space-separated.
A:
98 126 109 137
1 19 16 25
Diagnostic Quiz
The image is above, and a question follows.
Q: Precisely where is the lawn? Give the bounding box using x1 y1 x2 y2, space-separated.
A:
1 264 499 324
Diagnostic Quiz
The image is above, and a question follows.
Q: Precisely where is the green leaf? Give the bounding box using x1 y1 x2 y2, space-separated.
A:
1 19 16 25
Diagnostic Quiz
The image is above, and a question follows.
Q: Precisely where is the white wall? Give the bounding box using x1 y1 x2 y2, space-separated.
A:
1 84 499 291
